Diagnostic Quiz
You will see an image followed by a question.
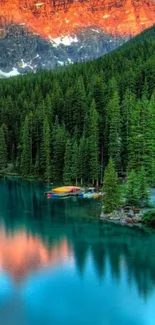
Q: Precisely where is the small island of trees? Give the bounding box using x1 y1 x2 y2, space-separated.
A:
102 158 154 227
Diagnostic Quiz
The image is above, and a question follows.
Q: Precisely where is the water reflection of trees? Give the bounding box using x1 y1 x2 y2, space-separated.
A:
0 178 155 298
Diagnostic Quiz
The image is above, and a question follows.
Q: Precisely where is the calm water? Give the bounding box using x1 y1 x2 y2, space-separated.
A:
0 178 155 325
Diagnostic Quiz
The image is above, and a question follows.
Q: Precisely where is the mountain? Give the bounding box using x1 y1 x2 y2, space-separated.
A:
0 0 155 76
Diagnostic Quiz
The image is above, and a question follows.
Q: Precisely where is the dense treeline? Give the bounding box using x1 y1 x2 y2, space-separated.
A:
1 26 155 184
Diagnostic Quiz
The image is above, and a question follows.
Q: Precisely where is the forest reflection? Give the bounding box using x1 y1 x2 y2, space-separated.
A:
0 178 155 300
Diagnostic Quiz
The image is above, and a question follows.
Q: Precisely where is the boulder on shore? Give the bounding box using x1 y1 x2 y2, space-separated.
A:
125 217 134 224
100 209 142 226
132 216 142 223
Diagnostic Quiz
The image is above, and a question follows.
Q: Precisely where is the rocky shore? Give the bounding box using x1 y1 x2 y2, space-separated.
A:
100 206 142 227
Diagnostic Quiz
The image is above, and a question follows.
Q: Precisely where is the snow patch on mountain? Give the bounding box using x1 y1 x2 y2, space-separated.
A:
20 59 37 70
58 61 64 66
49 35 78 46
0 68 20 78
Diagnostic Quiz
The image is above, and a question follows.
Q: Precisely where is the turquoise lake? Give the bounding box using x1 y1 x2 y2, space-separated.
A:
0 178 155 325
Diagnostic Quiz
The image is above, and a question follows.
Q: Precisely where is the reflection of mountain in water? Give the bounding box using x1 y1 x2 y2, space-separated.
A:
0 228 71 282
0 178 155 298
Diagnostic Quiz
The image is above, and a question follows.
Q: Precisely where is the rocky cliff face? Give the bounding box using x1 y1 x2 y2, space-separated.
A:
1 0 155 37
0 0 155 76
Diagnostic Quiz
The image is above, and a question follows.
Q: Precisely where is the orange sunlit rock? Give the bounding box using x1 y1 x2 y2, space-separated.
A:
0 0 155 38
0 227 72 281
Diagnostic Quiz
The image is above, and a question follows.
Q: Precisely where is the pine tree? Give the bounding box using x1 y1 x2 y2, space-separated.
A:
41 116 51 182
107 91 121 171
52 121 66 183
91 74 106 114
106 77 119 104
63 138 72 185
88 100 99 184
125 170 140 207
33 108 45 176
44 94 53 128
51 80 64 122
138 166 150 205
121 89 136 171
144 93 155 186
91 74 106 180
20 115 31 176
28 111 34 174
0 125 7 171
72 76 87 137
140 96 149 165
78 136 89 186
64 87 75 134
128 100 147 171
102 158 121 213
71 140 79 185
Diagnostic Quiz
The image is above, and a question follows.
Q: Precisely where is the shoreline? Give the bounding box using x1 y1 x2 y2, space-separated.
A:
0 173 100 189
100 207 143 227
0 173 44 183
100 213 142 227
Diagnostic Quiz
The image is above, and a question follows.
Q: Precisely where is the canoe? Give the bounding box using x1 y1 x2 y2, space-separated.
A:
46 192 69 199
52 186 80 194
52 193 69 199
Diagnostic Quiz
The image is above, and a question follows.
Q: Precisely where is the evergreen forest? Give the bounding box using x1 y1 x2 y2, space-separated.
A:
1 26 155 185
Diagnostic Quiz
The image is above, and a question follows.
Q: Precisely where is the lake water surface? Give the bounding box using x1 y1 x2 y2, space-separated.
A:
0 178 155 325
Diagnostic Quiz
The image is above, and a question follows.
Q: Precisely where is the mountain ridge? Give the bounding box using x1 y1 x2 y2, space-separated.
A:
1 0 155 38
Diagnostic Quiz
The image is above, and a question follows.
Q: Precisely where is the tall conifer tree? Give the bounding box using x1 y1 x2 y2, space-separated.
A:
52 121 66 183
51 80 64 122
128 101 143 171
144 94 155 186
73 76 87 137
71 140 79 185
125 170 140 206
21 115 31 176
78 136 89 186
138 166 150 205
41 116 51 182
88 100 99 184
121 89 136 171
102 158 121 213
63 139 72 185
0 125 7 171
108 91 121 171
